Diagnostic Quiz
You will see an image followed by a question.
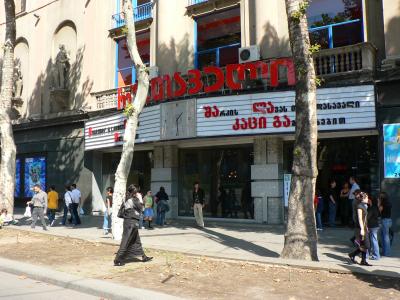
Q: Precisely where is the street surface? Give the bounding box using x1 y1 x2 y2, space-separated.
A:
0 271 99 300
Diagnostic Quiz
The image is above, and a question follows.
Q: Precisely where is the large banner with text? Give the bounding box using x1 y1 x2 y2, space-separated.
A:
196 85 375 136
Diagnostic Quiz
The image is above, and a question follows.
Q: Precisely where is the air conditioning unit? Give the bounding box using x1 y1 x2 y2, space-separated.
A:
148 65 159 79
239 45 260 63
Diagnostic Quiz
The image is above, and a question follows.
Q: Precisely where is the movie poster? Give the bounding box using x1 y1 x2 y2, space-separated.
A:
15 158 21 198
24 157 46 197
383 124 400 178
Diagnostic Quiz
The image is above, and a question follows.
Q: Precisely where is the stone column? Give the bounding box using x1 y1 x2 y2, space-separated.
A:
151 145 179 219
251 137 284 224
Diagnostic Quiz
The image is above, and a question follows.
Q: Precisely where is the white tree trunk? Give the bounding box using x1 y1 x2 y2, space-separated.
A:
0 0 17 216
281 0 319 261
111 0 150 240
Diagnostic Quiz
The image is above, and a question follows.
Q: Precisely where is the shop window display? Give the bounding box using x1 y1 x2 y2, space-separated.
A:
179 146 253 219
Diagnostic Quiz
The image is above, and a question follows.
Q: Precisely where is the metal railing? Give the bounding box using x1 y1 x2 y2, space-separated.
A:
195 43 241 69
313 42 376 76
309 19 362 49
112 2 153 28
188 0 208 6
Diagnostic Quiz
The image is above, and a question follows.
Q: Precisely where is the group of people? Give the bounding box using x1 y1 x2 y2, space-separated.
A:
314 176 393 266
25 183 82 230
103 185 170 235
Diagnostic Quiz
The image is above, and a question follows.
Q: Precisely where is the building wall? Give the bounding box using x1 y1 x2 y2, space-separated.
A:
382 0 400 59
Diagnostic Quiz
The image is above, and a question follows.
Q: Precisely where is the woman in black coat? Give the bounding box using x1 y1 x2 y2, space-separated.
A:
114 184 153 266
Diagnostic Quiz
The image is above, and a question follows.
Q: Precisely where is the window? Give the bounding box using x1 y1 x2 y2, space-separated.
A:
307 0 363 49
15 0 26 14
195 8 241 69
115 31 150 87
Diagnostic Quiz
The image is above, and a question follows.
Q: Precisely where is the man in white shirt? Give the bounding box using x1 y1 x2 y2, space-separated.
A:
349 176 360 225
71 184 82 225
61 185 73 226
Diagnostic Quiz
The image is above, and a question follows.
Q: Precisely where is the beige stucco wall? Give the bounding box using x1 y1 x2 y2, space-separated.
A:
0 0 115 118
383 0 400 59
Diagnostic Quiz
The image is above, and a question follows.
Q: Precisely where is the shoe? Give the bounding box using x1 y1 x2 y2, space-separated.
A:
360 261 372 266
348 254 356 264
50 220 55 227
142 256 153 263
114 260 125 266
317 228 323 231
141 226 145 229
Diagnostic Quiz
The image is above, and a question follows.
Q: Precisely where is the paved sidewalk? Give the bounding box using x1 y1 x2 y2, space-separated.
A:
10 211 400 278
0 257 181 300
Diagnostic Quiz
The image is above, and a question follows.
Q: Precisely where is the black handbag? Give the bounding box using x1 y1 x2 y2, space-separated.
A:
117 201 126 219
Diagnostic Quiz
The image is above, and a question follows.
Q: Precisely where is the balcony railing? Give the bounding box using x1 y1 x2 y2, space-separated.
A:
195 43 241 69
112 2 153 29
313 42 376 76
188 0 208 6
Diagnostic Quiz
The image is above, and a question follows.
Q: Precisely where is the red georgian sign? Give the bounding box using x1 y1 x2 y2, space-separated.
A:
117 58 295 109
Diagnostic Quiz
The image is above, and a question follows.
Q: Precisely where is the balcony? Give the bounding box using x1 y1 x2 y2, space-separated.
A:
188 0 208 6
112 2 153 29
313 42 376 80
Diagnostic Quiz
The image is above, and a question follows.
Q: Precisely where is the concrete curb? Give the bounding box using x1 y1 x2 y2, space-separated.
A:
0 257 182 300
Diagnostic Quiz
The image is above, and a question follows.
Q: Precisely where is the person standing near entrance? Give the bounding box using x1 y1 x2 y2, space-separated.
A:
47 186 59 227
328 179 337 227
155 186 169 226
368 195 380 260
27 184 48 231
379 192 392 256
192 182 205 228
103 187 113 235
71 183 81 225
348 176 360 226
61 185 73 226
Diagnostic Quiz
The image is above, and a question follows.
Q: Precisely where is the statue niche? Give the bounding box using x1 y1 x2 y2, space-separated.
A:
11 60 24 119
50 44 71 112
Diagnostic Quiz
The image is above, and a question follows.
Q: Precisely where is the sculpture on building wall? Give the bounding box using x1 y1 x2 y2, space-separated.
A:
54 44 70 89
13 60 23 98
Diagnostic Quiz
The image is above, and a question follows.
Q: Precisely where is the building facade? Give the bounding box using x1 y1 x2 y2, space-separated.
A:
1 0 399 229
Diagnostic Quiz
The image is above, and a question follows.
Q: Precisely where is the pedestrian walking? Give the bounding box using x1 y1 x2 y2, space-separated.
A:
103 187 113 235
378 192 392 256
71 184 81 225
61 185 73 226
143 191 154 229
192 182 205 228
155 186 169 226
135 186 145 229
339 182 350 226
368 195 380 260
114 184 153 266
27 184 48 231
328 179 337 227
47 186 59 227
348 192 371 266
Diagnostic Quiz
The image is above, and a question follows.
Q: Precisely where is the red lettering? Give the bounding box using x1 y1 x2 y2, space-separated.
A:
243 61 269 80
187 69 203 94
253 102 266 114
212 105 220 117
88 127 93 137
270 58 296 87
283 115 291 127
240 118 248 130
204 106 212 118
267 101 274 113
163 75 173 99
226 64 245 90
233 118 240 131
173 72 187 97
117 87 131 110
259 117 267 128
273 116 282 128
114 132 119 142
151 77 164 102
203 66 224 93
249 117 257 129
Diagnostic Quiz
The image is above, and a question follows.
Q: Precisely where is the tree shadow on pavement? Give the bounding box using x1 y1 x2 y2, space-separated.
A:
199 227 280 258
323 252 400 291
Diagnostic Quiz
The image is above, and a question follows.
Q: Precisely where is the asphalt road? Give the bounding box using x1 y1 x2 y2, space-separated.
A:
0 271 100 300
